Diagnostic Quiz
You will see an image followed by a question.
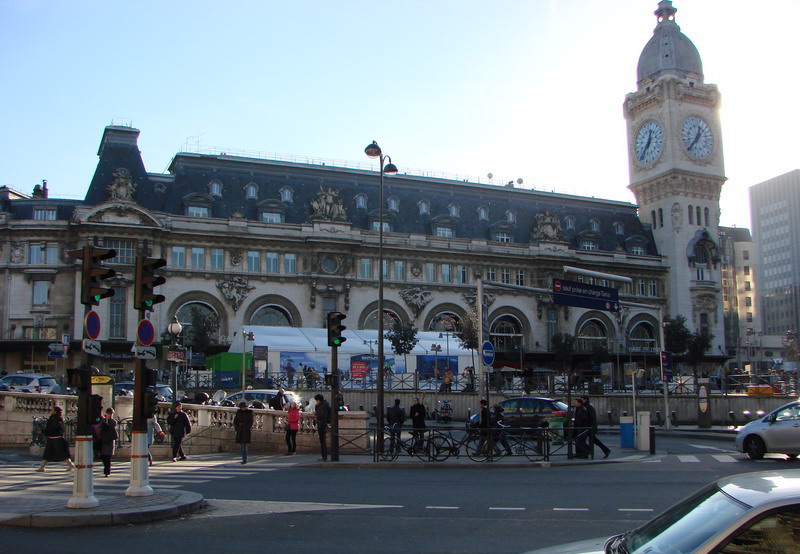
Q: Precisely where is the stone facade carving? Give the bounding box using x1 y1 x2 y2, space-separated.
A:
462 291 496 308
10 242 24 264
230 249 243 267
310 186 348 222
532 211 564 242
671 202 682 233
309 280 351 310
400 287 432 318
107 168 137 202
693 294 719 325
216 276 255 313
410 261 422 278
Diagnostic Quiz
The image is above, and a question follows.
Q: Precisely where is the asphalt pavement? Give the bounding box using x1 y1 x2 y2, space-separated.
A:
0 425 736 528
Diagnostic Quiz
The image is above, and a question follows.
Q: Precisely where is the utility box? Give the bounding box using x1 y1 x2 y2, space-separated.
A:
637 411 651 451
697 378 711 428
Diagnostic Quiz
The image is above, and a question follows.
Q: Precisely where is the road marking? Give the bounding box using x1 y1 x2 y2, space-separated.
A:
711 454 738 463
553 508 589 511
196 499 403 518
677 455 699 463
688 444 729 452
426 506 459 510
618 508 654 512
489 507 525 511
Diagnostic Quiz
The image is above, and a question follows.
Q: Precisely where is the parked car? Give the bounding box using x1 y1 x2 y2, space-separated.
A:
0 373 61 394
526 469 800 553
735 400 800 460
224 389 300 409
469 397 567 429
114 381 174 402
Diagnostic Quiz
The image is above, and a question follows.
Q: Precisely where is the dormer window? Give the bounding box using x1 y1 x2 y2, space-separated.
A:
262 211 284 223
258 199 286 223
387 197 399 212
280 187 294 203
356 194 368 209
448 203 460 218
33 208 56 221
564 215 575 230
495 232 512 243
580 239 598 251
208 180 222 197
371 221 392 232
477 206 489 221
589 219 600 232
506 210 517 224
613 221 624 235
435 226 454 238
188 206 210 218
418 200 430 215
245 183 258 199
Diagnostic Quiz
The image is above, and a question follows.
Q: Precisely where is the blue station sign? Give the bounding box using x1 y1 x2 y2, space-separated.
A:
552 279 619 312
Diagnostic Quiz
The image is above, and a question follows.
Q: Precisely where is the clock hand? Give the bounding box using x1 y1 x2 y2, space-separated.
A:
689 127 701 150
638 131 652 160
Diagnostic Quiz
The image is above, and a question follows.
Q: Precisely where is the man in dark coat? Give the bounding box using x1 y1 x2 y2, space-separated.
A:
314 394 332 462
409 397 426 452
167 401 192 462
573 397 590 458
476 399 492 456
580 394 611 458
234 402 254 464
386 398 406 453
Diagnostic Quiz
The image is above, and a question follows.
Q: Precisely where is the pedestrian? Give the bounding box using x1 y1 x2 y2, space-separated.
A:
386 398 406 453
476 399 492 456
492 403 512 456
285 401 300 455
573 397 590 458
442 368 454 392
580 395 611 459
409 396 426 452
314 393 332 462
167 401 192 462
36 406 75 472
233 401 254 464
146 415 166 466
98 407 118 477
270 388 288 411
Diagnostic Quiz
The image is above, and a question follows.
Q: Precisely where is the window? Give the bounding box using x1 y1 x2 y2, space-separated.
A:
649 280 658 296
501 268 511 284
171 246 185 268
613 221 624 235
651 210 656 227
658 208 663 228
360 258 372 279
516 270 525 286
688 205 694 225
356 194 367 209
589 219 600 232
285 253 296 274
262 211 283 223
564 216 575 230
381 259 388 279
637 279 646 296
580 240 598 250
109 287 126 339
32 280 49 306
717 507 800 553
188 206 210 218
441 264 451 283
478 206 489 220
209 181 222 196
704 207 709 226
745 281 751 291
387 197 399 212
457 265 467 284
210 248 224 270
743 250 750 260
45 246 58 264
495 232 512 243
448 203 460 218
696 206 701 226
506 210 517 224
247 251 260 272
487 267 496 281
28 245 41 264
105 239 136 264
266 252 278 273
372 221 391 232
33 208 56 221
245 183 258 199
631 245 645 255
191 248 205 269
435 227 454 238
744 266 750 276
696 265 707 281
418 200 429 215
425 263 436 282
393 260 405 280
280 187 293 203
745 297 752 307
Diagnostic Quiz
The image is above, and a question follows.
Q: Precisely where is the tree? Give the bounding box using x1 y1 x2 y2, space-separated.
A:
384 321 419 375
454 306 480 368
664 315 692 355
685 328 714 374
185 306 220 356
551 332 576 373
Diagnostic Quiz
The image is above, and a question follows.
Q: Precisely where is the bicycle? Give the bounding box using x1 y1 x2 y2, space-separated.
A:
378 425 437 462
427 426 486 462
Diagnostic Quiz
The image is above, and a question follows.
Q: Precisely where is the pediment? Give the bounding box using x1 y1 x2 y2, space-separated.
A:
77 202 163 227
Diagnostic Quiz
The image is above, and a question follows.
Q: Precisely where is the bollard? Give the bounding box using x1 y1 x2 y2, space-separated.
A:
607 411 613 426
622 410 628 417
655 411 663 426
359 405 364 412
649 426 656 455
743 410 751 421
373 405 377 419
670 411 678 427
728 411 736 426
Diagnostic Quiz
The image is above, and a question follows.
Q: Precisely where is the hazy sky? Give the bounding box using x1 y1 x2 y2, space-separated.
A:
1 0 796 229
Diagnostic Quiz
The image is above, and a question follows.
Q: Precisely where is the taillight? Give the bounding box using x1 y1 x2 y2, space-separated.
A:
35 386 42 392
552 411 566 417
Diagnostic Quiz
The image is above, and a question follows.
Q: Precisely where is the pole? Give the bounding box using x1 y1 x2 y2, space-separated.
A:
126 307 153 497
331 345 340 461
660 307 671 431
477 277 486 401
241 329 246 398
376 154 386 452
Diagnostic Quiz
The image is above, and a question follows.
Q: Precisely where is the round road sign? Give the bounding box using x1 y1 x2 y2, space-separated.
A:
84 311 101 340
481 340 495 366
137 319 156 346
553 280 562 292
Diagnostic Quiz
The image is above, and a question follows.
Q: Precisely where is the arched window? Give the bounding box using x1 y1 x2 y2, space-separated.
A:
589 219 600 232
489 315 522 353
564 215 575 230
704 207 709 227
428 312 460 332
629 322 657 352
506 210 517 224
613 221 624 235
418 200 430 215
355 194 368 209
688 205 694 225
208 180 222 196
250 305 292 326
448 203 460 218
363 309 400 330
576 320 608 352
245 183 258 199
658 208 663 228
696 206 701 226
387 197 399 212
175 302 221 344
478 206 489 220
280 187 294 203
651 210 656 227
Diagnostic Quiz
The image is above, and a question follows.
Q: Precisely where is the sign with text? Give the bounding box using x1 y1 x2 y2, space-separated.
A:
552 279 619 312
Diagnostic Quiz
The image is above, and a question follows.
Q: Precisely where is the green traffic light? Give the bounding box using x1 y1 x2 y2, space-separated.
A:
333 338 343 346
145 299 153 307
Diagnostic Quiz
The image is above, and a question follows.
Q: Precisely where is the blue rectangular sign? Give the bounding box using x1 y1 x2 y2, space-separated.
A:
552 278 619 312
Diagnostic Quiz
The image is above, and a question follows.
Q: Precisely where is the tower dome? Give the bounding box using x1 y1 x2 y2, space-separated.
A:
636 1 703 87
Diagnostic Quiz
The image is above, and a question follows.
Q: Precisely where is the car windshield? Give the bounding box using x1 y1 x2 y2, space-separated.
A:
612 484 749 553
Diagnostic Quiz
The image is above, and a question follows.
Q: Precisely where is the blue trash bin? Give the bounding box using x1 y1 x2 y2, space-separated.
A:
620 416 634 448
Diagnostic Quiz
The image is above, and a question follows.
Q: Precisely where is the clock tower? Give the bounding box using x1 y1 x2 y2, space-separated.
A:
625 1 726 353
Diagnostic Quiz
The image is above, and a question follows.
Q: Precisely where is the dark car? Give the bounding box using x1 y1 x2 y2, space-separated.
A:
470 397 567 429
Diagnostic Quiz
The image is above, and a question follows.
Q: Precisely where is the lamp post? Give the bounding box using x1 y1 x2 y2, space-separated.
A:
439 331 453 373
365 140 398 448
240 329 255 398
167 317 183 404
431 343 442 382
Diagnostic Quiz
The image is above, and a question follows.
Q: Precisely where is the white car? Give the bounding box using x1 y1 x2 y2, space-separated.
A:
224 389 300 409
735 400 800 460
527 469 800 553
0 373 61 394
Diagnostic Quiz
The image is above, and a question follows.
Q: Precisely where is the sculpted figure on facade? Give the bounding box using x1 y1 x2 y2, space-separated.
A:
462 291 496 308
107 168 137 202
216 276 255 313
10 242 24 264
671 203 682 233
229 248 243 267
310 186 348 222
532 211 564 242
400 287 432 318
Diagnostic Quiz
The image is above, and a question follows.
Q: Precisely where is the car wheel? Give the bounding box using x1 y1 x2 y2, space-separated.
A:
745 436 766 460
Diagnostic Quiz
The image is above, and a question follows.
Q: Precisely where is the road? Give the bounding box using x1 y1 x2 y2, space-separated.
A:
2 437 797 554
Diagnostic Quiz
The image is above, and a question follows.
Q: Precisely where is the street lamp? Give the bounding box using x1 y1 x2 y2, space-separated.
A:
167 317 183 404
365 140 398 447
431 343 442 381
439 331 453 372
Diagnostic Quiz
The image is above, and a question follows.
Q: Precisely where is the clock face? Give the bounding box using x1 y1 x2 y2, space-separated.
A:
681 116 714 159
635 121 663 164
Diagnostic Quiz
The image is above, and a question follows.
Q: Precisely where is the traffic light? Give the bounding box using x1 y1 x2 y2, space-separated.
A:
324 374 338 388
334 393 345 411
69 245 117 306
66 367 91 392
134 256 166 311
143 385 159 419
327 311 347 347
89 394 103 424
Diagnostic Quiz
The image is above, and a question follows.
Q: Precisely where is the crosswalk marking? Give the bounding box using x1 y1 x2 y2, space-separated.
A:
677 455 700 463
711 454 738 463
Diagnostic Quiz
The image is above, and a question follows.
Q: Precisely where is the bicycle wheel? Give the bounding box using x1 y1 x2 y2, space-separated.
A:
466 434 488 462
522 431 545 461
428 433 453 462
378 437 398 461
483 434 505 462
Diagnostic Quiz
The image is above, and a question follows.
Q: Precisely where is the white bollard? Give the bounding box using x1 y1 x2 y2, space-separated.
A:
68 435 99 508
126 431 154 496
